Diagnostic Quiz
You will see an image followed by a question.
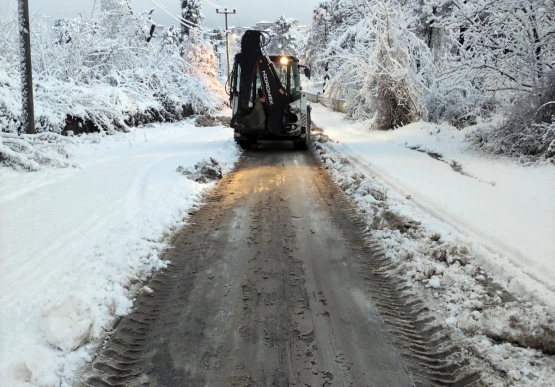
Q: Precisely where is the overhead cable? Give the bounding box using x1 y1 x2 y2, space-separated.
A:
148 0 233 37
202 0 223 9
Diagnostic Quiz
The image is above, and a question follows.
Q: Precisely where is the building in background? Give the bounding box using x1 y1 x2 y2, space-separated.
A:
254 21 275 31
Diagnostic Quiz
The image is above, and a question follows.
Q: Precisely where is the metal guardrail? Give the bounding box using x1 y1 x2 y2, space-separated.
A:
304 92 347 113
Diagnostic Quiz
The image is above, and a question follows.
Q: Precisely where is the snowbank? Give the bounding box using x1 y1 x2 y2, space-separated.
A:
311 104 555 386
311 105 555 304
0 120 239 386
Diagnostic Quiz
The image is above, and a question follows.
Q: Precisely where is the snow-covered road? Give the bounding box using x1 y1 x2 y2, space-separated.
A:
2 105 554 387
0 120 238 386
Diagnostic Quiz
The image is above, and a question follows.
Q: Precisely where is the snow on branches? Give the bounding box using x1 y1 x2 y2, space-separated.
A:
180 0 204 38
321 1 431 128
0 1 225 170
0 1 224 138
261 16 307 57
305 0 555 158
0 132 74 171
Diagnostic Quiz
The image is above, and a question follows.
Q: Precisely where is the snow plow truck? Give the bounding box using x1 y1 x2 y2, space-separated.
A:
228 30 312 150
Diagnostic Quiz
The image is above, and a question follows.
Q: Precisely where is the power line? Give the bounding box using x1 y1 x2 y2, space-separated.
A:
149 0 220 34
202 0 223 9
148 0 196 28
235 14 243 27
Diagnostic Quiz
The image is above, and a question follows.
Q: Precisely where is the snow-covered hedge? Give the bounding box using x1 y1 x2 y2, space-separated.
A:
468 73 555 162
0 3 225 138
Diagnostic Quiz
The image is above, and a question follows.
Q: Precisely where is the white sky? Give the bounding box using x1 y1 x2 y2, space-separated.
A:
0 0 320 29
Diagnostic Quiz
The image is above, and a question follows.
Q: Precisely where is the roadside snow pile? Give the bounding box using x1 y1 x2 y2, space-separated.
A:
311 124 555 386
177 157 223 183
458 303 555 355
40 296 96 353
0 121 239 387
195 115 232 127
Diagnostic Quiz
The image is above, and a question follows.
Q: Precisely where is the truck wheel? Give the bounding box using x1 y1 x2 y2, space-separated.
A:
293 141 308 150
237 140 252 150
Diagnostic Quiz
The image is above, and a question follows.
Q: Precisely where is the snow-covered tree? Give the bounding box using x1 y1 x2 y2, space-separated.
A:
180 0 203 38
304 2 335 72
432 0 554 95
161 24 181 47
275 15 292 36
182 31 220 86
263 16 306 56
0 3 224 143
323 1 431 128
100 0 121 12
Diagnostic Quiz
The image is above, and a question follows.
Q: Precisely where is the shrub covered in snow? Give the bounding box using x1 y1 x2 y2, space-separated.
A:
468 72 555 162
0 1 225 139
0 132 74 171
469 120 555 163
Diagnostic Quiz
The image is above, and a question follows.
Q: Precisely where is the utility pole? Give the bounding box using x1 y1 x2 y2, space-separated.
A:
18 0 35 134
216 8 236 78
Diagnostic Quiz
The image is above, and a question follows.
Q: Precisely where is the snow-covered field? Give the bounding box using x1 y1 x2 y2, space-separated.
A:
0 120 239 386
311 104 555 386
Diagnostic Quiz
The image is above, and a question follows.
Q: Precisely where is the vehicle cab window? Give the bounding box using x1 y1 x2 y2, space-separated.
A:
290 64 300 95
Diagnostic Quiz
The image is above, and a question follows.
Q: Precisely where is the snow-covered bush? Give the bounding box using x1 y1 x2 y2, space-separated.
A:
0 1 224 139
0 132 74 171
425 70 488 127
470 119 555 162
468 71 555 161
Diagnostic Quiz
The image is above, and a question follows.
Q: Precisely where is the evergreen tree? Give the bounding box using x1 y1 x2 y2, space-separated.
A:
275 15 292 36
180 0 204 38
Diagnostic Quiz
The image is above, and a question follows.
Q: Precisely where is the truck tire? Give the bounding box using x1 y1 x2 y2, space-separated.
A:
293 140 308 150
237 140 252 150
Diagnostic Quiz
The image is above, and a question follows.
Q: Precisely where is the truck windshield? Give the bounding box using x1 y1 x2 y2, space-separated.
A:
273 62 300 96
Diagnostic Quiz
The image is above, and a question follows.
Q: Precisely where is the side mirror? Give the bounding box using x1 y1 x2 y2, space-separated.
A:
304 68 311 80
